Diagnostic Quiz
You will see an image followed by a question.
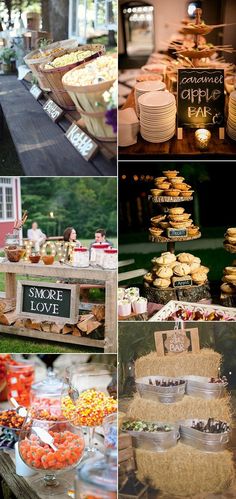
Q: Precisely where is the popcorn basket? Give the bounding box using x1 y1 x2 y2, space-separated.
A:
24 39 78 91
62 60 117 140
40 44 105 110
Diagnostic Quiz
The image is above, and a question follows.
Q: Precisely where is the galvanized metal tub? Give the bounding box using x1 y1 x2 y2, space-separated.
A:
179 419 230 452
185 376 227 400
125 423 179 452
135 376 186 404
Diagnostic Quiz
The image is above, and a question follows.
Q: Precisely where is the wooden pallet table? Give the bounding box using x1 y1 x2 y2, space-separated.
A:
119 89 236 159
0 261 117 353
0 75 116 176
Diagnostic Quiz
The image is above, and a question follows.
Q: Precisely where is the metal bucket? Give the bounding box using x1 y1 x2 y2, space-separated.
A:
185 376 227 400
136 376 186 404
126 423 179 452
180 419 230 452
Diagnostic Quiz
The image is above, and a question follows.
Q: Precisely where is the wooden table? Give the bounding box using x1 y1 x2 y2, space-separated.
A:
119 90 236 159
0 261 117 353
0 75 117 176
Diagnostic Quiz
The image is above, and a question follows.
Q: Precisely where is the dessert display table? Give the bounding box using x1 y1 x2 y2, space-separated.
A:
119 90 236 159
0 261 117 352
0 76 116 176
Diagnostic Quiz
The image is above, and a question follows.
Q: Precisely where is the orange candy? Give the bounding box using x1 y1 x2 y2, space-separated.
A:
62 389 117 427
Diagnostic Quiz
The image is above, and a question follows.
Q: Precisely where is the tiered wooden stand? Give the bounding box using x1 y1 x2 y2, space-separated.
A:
221 241 236 307
144 194 211 304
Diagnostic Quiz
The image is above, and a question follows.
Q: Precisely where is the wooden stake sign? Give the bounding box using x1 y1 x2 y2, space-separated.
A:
30 84 43 100
177 68 225 139
16 280 79 324
43 99 64 123
66 123 98 161
154 328 200 356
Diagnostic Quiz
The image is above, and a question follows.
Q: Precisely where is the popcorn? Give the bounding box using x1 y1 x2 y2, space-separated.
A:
64 55 117 86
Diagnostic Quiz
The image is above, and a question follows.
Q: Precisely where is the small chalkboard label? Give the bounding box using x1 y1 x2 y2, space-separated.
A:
178 68 224 129
66 123 98 161
16 280 79 324
167 228 187 238
172 276 192 288
30 84 43 100
43 99 64 123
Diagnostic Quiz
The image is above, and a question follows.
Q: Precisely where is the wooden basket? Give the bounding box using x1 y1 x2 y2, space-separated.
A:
24 39 78 91
62 61 117 140
40 44 105 110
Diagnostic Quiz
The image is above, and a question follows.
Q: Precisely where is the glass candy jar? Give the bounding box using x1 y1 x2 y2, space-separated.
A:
90 243 110 267
75 451 117 499
31 370 68 417
72 247 89 268
102 249 118 269
6 360 35 407
19 413 85 495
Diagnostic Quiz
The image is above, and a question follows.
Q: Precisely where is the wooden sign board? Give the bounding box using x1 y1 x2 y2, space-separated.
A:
16 280 79 324
30 84 43 100
43 99 64 123
167 227 187 238
172 276 192 288
177 68 224 129
66 123 98 161
154 328 200 356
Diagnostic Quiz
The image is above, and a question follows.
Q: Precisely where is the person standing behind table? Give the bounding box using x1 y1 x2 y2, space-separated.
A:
63 227 81 262
89 228 114 250
27 222 46 253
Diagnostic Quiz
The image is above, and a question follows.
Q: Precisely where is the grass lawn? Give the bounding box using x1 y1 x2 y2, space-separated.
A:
0 335 100 353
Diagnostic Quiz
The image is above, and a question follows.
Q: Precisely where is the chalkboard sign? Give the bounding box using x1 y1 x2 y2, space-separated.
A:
66 123 98 161
167 228 187 238
16 281 79 324
30 85 43 100
43 99 64 123
177 69 224 128
172 276 192 288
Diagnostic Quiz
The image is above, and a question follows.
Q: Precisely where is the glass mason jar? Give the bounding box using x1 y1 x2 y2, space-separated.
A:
31 369 68 416
102 249 118 270
6 361 35 407
90 243 110 267
72 247 89 268
19 413 85 496
75 451 117 499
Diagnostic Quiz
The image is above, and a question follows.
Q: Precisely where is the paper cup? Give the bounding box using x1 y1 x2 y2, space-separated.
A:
118 302 132 317
132 298 148 314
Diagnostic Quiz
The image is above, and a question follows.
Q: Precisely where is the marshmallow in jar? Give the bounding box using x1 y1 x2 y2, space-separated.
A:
103 248 118 269
90 243 110 267
73 247 89 267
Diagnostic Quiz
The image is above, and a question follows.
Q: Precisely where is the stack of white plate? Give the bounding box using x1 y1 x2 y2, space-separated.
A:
119 107 140 147
134 80 166 117
138 91 176 143
227 90 236 140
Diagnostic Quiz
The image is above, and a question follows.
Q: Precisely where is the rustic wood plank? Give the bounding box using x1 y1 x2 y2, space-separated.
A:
0 324 104 348
104 274 117 353
0 453 40 499
0 76 115 176
119 89 236 159
5 273 16 300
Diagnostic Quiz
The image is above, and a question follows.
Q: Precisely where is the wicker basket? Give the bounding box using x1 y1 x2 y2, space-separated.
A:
40 44 105 110
62 61 117 140
24 39 78 91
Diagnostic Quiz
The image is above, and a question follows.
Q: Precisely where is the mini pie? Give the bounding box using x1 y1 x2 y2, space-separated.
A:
188 226 199 236
227 228 236 236
156 182 171 190
227 236 236 244
221 283 235 294
153 277 171 288
193 265 209 274
144 273 154 283
174 183 191 191
150 214 166 225
190 261 201 273
192 272 208 284
224 266 236 275
177 252 196 264
165 189 180 197
149 227 163 237
150 189 163 196
168 207 185 215
160 222 169 229
169 213 191 222
154 177 167 183
173 263 191 276
170 220 192 228
156 266 173 278
224 274 236 284
182 190 194 197
170 177 185 184
162 170 179 178
157 252 176 265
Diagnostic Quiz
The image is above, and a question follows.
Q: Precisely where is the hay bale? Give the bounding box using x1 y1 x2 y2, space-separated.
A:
135 349 221 378
135 444 235 496
128 393 232 423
